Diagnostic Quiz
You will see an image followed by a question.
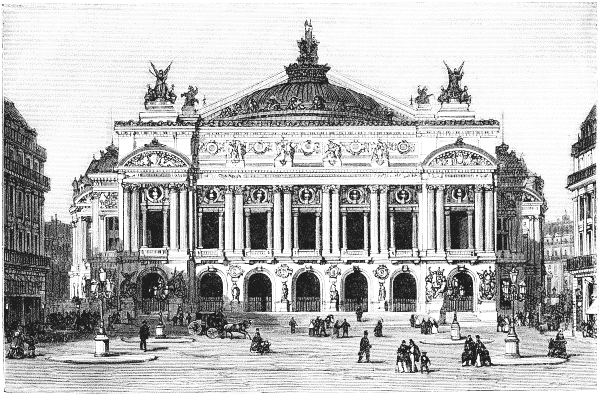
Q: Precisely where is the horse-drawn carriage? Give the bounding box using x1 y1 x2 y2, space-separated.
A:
188 312 251 340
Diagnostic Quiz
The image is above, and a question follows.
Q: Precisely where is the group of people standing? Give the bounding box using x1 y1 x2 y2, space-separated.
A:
461 334 492 367
396 339 430 373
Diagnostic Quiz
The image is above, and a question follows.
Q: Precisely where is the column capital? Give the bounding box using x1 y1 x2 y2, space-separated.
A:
367 185 380 193
233 186 244 194
224 185 235 194
315 211 322 218
426 184 438 191
474 185 485 193
272 185 283 193
483 185 495 192
168 184 180 193
322 185 338 193
379 185 389 193
244 209 251 217
281 185 294 194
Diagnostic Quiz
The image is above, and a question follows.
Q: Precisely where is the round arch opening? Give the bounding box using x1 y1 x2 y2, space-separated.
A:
295 271 321 312
344 271 368 312
392 273 417 312
197 272 224 312
140 272 166 314
246 273 272 312
446 271 474 312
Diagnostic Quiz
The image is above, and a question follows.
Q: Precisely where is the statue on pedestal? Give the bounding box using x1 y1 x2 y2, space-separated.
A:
415 85 433 105
146 62 177 105
181 86 199 111
438 61 472 105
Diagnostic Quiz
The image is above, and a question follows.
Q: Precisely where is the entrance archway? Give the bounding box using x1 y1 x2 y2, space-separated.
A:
140 272 166 314
197 272 224 312
446 271 474 312
344 271 368 312
246 273 272 312
392 273 417 312
295 271 321 312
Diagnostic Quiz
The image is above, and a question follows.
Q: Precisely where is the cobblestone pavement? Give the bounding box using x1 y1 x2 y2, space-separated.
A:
3 324 597 392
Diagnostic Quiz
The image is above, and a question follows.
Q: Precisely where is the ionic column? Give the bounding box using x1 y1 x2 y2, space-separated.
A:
162 206 168 248
389 212 396 251
234 187 244 252
197 212 203 249
92 194 100 253
467 209 474 249
360 212 368 251
188 188 194 250
100 216 106 252
379 186 388 252
435 186 445 252
445 209 451 250
273 187 282 253
283 187 292 254
293 210 299 250
427 186 436 250
342 212 348 252
322 186 331 254
169 186 178 250
141 204 148 248
131 187 139 251
123 187 131 251
245 210 251 250
315 213 322 252
331 186 340 255
474 186 484 251
412 211 418 249
224 188 234 251
484 186 494 252
267 209 273 251
218 211 225 251
369 186 379 254
118 177 124 244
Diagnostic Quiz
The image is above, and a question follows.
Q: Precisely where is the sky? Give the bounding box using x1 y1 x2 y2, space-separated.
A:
2 2 597 223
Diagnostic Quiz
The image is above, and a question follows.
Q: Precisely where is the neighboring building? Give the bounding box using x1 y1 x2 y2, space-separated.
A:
69 22 546 321
44 215 73 310
3 98 51 325
543 213 574 296
566 104 597 332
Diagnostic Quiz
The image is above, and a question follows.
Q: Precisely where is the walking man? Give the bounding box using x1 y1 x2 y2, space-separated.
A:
357 330 372 363
396 340 410 373
356 305 363 322
139 320 150 352
341 319 350 338
289 317 297 334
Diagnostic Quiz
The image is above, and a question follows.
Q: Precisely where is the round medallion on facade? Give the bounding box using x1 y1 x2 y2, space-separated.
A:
347 188 363 204
146 186 164 202
205 141 220 155
347 141 365 156
395 188 412 204
373 264 390 281
252 141 270 154
397 140 413 154
205 187 220 202
298 188 315 204
452 187 467 202
251 188 268 203
300 140 317 156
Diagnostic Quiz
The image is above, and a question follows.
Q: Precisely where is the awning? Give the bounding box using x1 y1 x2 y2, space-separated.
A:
587 299 599 315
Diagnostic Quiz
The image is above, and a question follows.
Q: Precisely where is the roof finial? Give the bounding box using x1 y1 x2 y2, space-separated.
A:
501 111 505 144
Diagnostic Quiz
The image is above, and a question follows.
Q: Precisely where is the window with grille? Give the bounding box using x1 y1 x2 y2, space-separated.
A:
496 217 509 251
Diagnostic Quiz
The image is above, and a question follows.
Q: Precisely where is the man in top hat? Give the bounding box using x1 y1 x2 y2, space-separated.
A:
139 320 150 352
357 330 372 363
251 328 263 351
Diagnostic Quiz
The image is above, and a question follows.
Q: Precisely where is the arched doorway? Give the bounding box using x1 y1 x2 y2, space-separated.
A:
447 271 474 312
246 273 272 312
295 271 321 312
392 273 417 312
197 273 224 312
344 271 368 312
140 272 166 314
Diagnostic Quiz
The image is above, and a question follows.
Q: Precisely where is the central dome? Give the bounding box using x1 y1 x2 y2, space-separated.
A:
212 21 397 124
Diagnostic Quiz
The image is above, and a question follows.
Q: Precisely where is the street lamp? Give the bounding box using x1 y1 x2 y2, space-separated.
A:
90 268 114 356
504 266 526 358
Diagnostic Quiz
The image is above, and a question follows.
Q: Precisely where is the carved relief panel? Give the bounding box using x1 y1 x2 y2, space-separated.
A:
388 186 420 206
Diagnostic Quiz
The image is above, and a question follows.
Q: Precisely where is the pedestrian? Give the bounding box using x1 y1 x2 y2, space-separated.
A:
319 319 327 337
289 317 297 334
475 335 492 367
357 330 372 363
409 339 420 372
374 319 383 337
431 318 439 334
171 313 178 327
333 320 340 338
396 340 410 373
420 352 431 373
186 312 192 326
341 319 350 338
308 319 315 337
334 290 340 312
420 318 427 334
315 317 322 337
356 305 363 322
409 314 416 328
139 320 150 352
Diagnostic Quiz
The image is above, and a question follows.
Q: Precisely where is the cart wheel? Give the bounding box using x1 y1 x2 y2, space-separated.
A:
207 328 218 339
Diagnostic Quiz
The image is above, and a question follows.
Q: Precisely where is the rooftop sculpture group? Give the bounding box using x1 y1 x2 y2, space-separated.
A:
145 62 177 106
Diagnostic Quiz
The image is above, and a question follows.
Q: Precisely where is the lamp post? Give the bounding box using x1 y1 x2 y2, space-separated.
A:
90 268 114 356
503 266 526 358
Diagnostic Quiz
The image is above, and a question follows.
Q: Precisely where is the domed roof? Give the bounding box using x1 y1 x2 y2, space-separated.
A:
213 21 397 124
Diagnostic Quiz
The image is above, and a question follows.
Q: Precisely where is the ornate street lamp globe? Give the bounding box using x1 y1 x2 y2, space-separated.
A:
91 280 98 294
519 281 527 297
510 267 518 284
99 268 107 283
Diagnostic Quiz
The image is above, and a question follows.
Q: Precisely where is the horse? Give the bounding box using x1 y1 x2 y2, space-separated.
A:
223 320 252 339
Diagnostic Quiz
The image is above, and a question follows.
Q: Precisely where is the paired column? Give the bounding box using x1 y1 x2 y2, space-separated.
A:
131 187 139 251
141 204 148 248
273 187 282 253
369 186 379 254
267 209 273 251
411 211 418 249
224 188 234 251
331 186 340 255
283 187 293 254
234 187 244 252
123 187 131 251
245 210 251 250
379 186 388 252
92 195 100 253
218 211 225 251
293 210 299 250
197 212 203 249
162 206 168 248
467 210 474 249
363 212 369 251
118 176 125 245
435 186 445 252
427 186 436 250
169 186 178 249
99 216 106 252
474 186 484 251
322 186 331 255
188 188 194 250
342 212 348 251
445 209 451 250
484 186 494 252
389 212 395 251
315 213 322 252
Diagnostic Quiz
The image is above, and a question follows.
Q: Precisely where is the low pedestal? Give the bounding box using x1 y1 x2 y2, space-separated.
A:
426 298 444 319
504 333 521 358
327 302 339 312
229 301 243 313
450 321 461 340
94 334 110 357
155 324 166 339
276 300 290 312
